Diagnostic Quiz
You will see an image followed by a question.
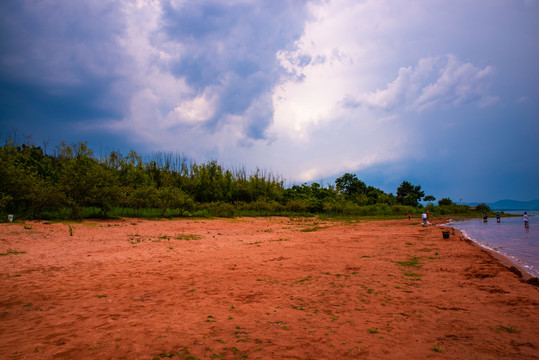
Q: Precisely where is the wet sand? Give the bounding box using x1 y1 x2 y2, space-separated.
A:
0 217 538 359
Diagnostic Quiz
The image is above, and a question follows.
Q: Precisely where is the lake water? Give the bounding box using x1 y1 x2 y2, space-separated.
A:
446 211 539 278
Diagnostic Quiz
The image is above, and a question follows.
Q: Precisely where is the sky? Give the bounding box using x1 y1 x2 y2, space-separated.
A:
1 0 538 203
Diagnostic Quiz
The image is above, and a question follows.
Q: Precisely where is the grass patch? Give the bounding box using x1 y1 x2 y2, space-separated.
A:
300 226 329 232
153 347 199 360
0 249 26 256
404 272 421 278
367 328 379 334
493 325 521 333
270 238 290 242
294 275 312 284
397 257 421 267
175 234 202 241
247 241 263 245
432 345 444 353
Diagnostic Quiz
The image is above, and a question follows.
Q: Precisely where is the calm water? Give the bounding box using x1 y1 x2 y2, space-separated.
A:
446 212 539 278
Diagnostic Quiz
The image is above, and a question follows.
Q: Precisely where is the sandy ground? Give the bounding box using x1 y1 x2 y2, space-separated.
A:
0 217 538 360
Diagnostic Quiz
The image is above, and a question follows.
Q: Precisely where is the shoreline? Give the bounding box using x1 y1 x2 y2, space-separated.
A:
442 218 538 282
1 217 538 359
444 225 538 282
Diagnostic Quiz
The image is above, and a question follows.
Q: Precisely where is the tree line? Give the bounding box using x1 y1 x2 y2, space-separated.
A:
0 139 473 219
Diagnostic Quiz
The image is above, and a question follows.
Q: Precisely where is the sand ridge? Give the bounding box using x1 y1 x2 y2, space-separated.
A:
0 217 538 359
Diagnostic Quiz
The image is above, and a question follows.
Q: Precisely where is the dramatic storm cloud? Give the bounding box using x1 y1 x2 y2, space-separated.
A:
1 0 538 202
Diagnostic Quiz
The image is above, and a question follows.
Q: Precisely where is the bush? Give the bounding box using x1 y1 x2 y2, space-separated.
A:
476 203 491 213
438 197 453 206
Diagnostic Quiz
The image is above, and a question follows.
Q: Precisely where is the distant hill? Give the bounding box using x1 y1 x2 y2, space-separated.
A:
465 199 539 210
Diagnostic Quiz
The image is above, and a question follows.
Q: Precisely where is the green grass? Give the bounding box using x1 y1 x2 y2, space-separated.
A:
432 345 444 353
397 257 421 267
294 275 312 284
493 325 521 333
300 226 329 232
0 249 26 256
367 328 379 334
175 234 202 241
404 272 421 278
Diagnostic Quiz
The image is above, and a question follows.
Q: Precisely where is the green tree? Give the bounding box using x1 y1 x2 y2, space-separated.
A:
396 181 424 207
423 195 436 204
156 186 193 216
438 198 453 206
335 173 366 200
85 163 121 216
128 186 158 216
476 203 491 213
57 141 97 217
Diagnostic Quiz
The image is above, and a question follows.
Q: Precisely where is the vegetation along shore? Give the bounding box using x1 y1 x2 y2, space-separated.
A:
1 140 491 221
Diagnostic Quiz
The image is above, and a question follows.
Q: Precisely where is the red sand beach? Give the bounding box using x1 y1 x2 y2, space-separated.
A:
0 217 538 359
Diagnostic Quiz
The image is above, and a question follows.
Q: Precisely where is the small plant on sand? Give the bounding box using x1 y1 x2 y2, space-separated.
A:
493 325 521 333
404 272 421 278
270 238 290 242
367 328 379 334
175 234 202 241
294 275 312 284
397 257 421 267
0 249 26 256
154 346 199 360
432 345 444 353
300 226 328 232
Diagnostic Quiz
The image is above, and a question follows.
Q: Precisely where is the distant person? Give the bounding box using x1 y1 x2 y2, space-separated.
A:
496 212 501 223
483 213 488 222
422 213 427 224
524 212 529 228
408 212 411 220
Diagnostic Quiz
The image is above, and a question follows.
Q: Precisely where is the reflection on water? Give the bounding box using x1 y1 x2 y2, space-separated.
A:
447 215 538 277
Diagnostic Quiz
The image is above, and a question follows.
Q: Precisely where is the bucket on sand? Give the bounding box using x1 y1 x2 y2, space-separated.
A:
442 230 450 239
8 215 13 223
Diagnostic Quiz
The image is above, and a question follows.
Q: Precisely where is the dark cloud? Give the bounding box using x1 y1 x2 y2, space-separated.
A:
0 0 126 145
162 1 310 115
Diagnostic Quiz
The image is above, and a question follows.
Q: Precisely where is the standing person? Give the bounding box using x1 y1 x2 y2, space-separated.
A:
422 213 427 224
496 212 501 223
408 212 411 220
524 212 529 228
483 213 488 222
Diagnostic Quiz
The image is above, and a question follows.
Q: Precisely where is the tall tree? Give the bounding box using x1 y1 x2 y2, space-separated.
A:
396 181 424 207
335 173 366 200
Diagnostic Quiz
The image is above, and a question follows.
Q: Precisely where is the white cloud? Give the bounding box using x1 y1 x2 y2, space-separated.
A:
350 55 497 112
263 0 502 182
